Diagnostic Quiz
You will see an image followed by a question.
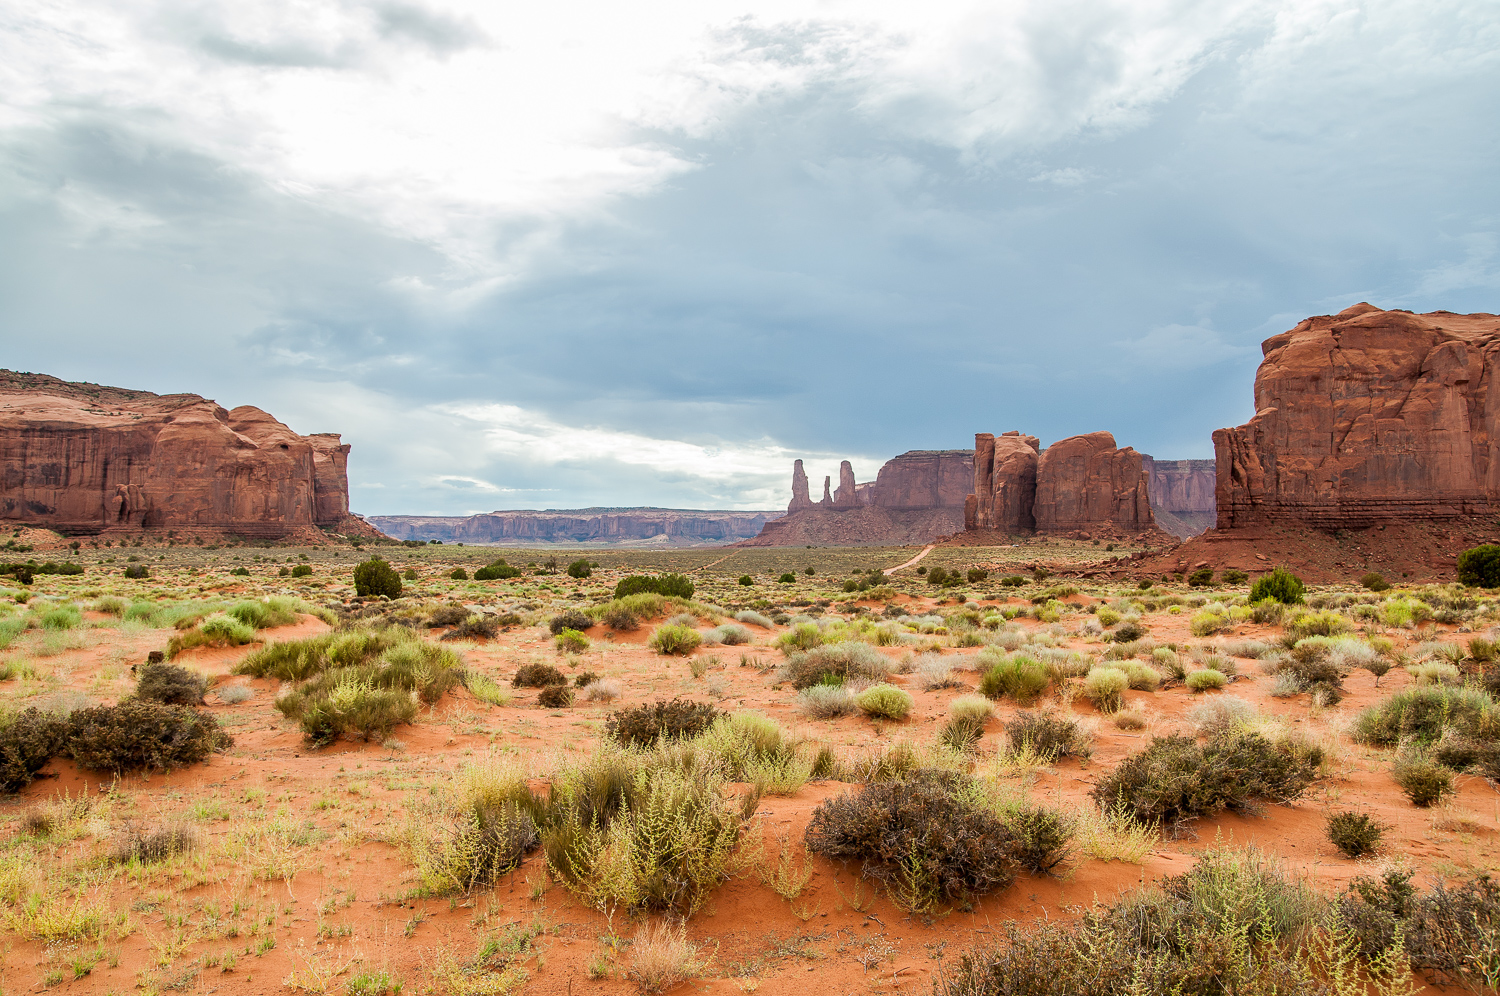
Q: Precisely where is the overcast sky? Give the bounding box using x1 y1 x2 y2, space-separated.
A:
2 0 1496 515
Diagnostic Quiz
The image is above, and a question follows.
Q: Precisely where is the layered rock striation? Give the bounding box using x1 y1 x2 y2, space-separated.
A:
1143 457 1215 538
371 508 779 547
1214 304 1500 529
0 370 358 539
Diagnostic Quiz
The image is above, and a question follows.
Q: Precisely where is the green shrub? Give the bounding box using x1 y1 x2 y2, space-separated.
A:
123 564 149 579
1326 811 1387 858
1220 569 1248 585
805 774 1022 909
1092 732 1319 829
554 629 590 654
614 574 694 599
1286 608 1349 639
702 623 751 646
291 564 313 578
855 684 913 720
1361 572 1391 592
449 568 468 580
940 715 986 753
271 640 465 746
606 699 724 747
978 654 1050 705
1391 753 1454 807
548 611 593 637
774 623 823 653
1350 685 1500 748
41 604 82 630
167 613 257 657
738 575 753 586
227 597 299 629
649 623 702 656
353 558 402 598
1249 567 1305 605
1004 710 1091 761
537 684 574 708
949 694 993 724
1185 669 1228 693
1004 806 1075 875
1113 619 1147 642
1188 609 1227 637
65 700 231 772
566 559 592 579
230 566 250 577
513 663 566 688
1187 567 1214 587
777 573 795 584
601 605 639 630
780 642 892 689
135 661 206 705
1096 606 1121 627
0 708 68 793
473 560 521 581
1458 544 1500 588
1083 666 1129 712
400 759 543 894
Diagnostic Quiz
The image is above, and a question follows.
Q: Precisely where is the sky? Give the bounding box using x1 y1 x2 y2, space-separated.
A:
2 0 1497 515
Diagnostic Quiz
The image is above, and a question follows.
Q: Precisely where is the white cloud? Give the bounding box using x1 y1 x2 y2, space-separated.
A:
1113 324 1257 370
1417 233 1500 296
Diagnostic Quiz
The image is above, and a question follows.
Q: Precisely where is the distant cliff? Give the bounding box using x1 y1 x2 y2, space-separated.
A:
1142 456 1215 538
0 369 365 540
369 508 780 547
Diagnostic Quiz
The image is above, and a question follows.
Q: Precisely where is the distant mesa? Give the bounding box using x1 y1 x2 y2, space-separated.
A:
0 370 376 541
369 508 780 548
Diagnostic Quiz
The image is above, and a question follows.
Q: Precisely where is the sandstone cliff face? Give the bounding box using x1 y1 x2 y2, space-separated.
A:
834 461 858 507
371 508 778 546
1142 456 1215 538
1214 304 1500 529
967 432 1039 532
871 450 974 509
0 371 353 538
1034 432 1155 534
787 460 812 513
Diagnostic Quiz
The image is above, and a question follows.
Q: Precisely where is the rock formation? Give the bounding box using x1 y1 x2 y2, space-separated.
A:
1214 304 1500 529
787 460 812 512
1142 457 1215 538
371 508 780 547
966 432 1040 533
745 450 973 546
0 370 363 539
1034 432 1155 534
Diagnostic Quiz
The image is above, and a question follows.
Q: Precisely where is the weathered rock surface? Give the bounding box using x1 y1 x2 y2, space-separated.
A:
966 432 1040 533
834 461 858 507
787 460 812 513
873 451 974 509
1214 304 1500 529
1034 432 1155 534
738 506 964 547
371 508 779 547
0 370 358 539
1142 456 1216 538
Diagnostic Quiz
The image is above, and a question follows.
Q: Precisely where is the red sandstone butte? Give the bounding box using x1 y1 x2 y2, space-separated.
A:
1214 304 1500 529
966 431 1040 533
1034 431 1155 534
0 370 362 539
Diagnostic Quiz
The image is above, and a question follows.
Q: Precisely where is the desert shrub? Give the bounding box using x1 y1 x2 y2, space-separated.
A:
1350 684 1500 748
165 612 257 659
1407 661 1461 686
1005 711 1091 761
554 629 590 654
0 709 68 793
1458 544 1500 588
581 678 622 702
123 564 149 579
1188 695 1256 736
440 615 498 642
290 563 313 578
614 574 694 599
605 699 723 747
548 610 593 635
855 684 913 720
92 595 128 616
1096 606 1121 627
978 654 1050 705
628 921 706 993
566 559 592 579
134 661 207 705
1113 619 1147 643
701 623 751 646
1360 572 1392 592
1326 811 1387 858
112 820 195 864
796 684 857 719
572 670 600 688
353 558 402 598
542 749 743 915
913 652 963 690
513 663 566 688
1189 610 1227 638
1119 660 1159 691
693 713 808 790
237 627 422 681
601 604 640 631
64 700 231 772
774 622 823 653
1336 868 1500 988
1469 636 1498 663
804 774 1019 908
1083 666 1129 712
225 597 301 630
1220 569 1248 585
448 567 468 580
1184 668 1228 693
401 758 543 894
949 694 994 724
1391 753 1454 807
1092 732 1318 830
537 684 574 708
217 684 253 704
473 560 520 580
1187 567 1214 587
780 642 892 689
940 715 986 753
278 677 420 746
1005 806 1075 875
648 623 702 656
1286 609 1350 640
1249 567 1305 605
734 610 772 628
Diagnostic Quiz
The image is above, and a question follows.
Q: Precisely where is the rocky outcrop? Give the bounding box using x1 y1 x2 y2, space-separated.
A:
1142 456 1215 538
370 508 779 547
834 461 858 507
0 370 358 539
873 451 974 509
787 460 812 513
1034 432 1155 534
966 432 1040 533
1214 304 1500 529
